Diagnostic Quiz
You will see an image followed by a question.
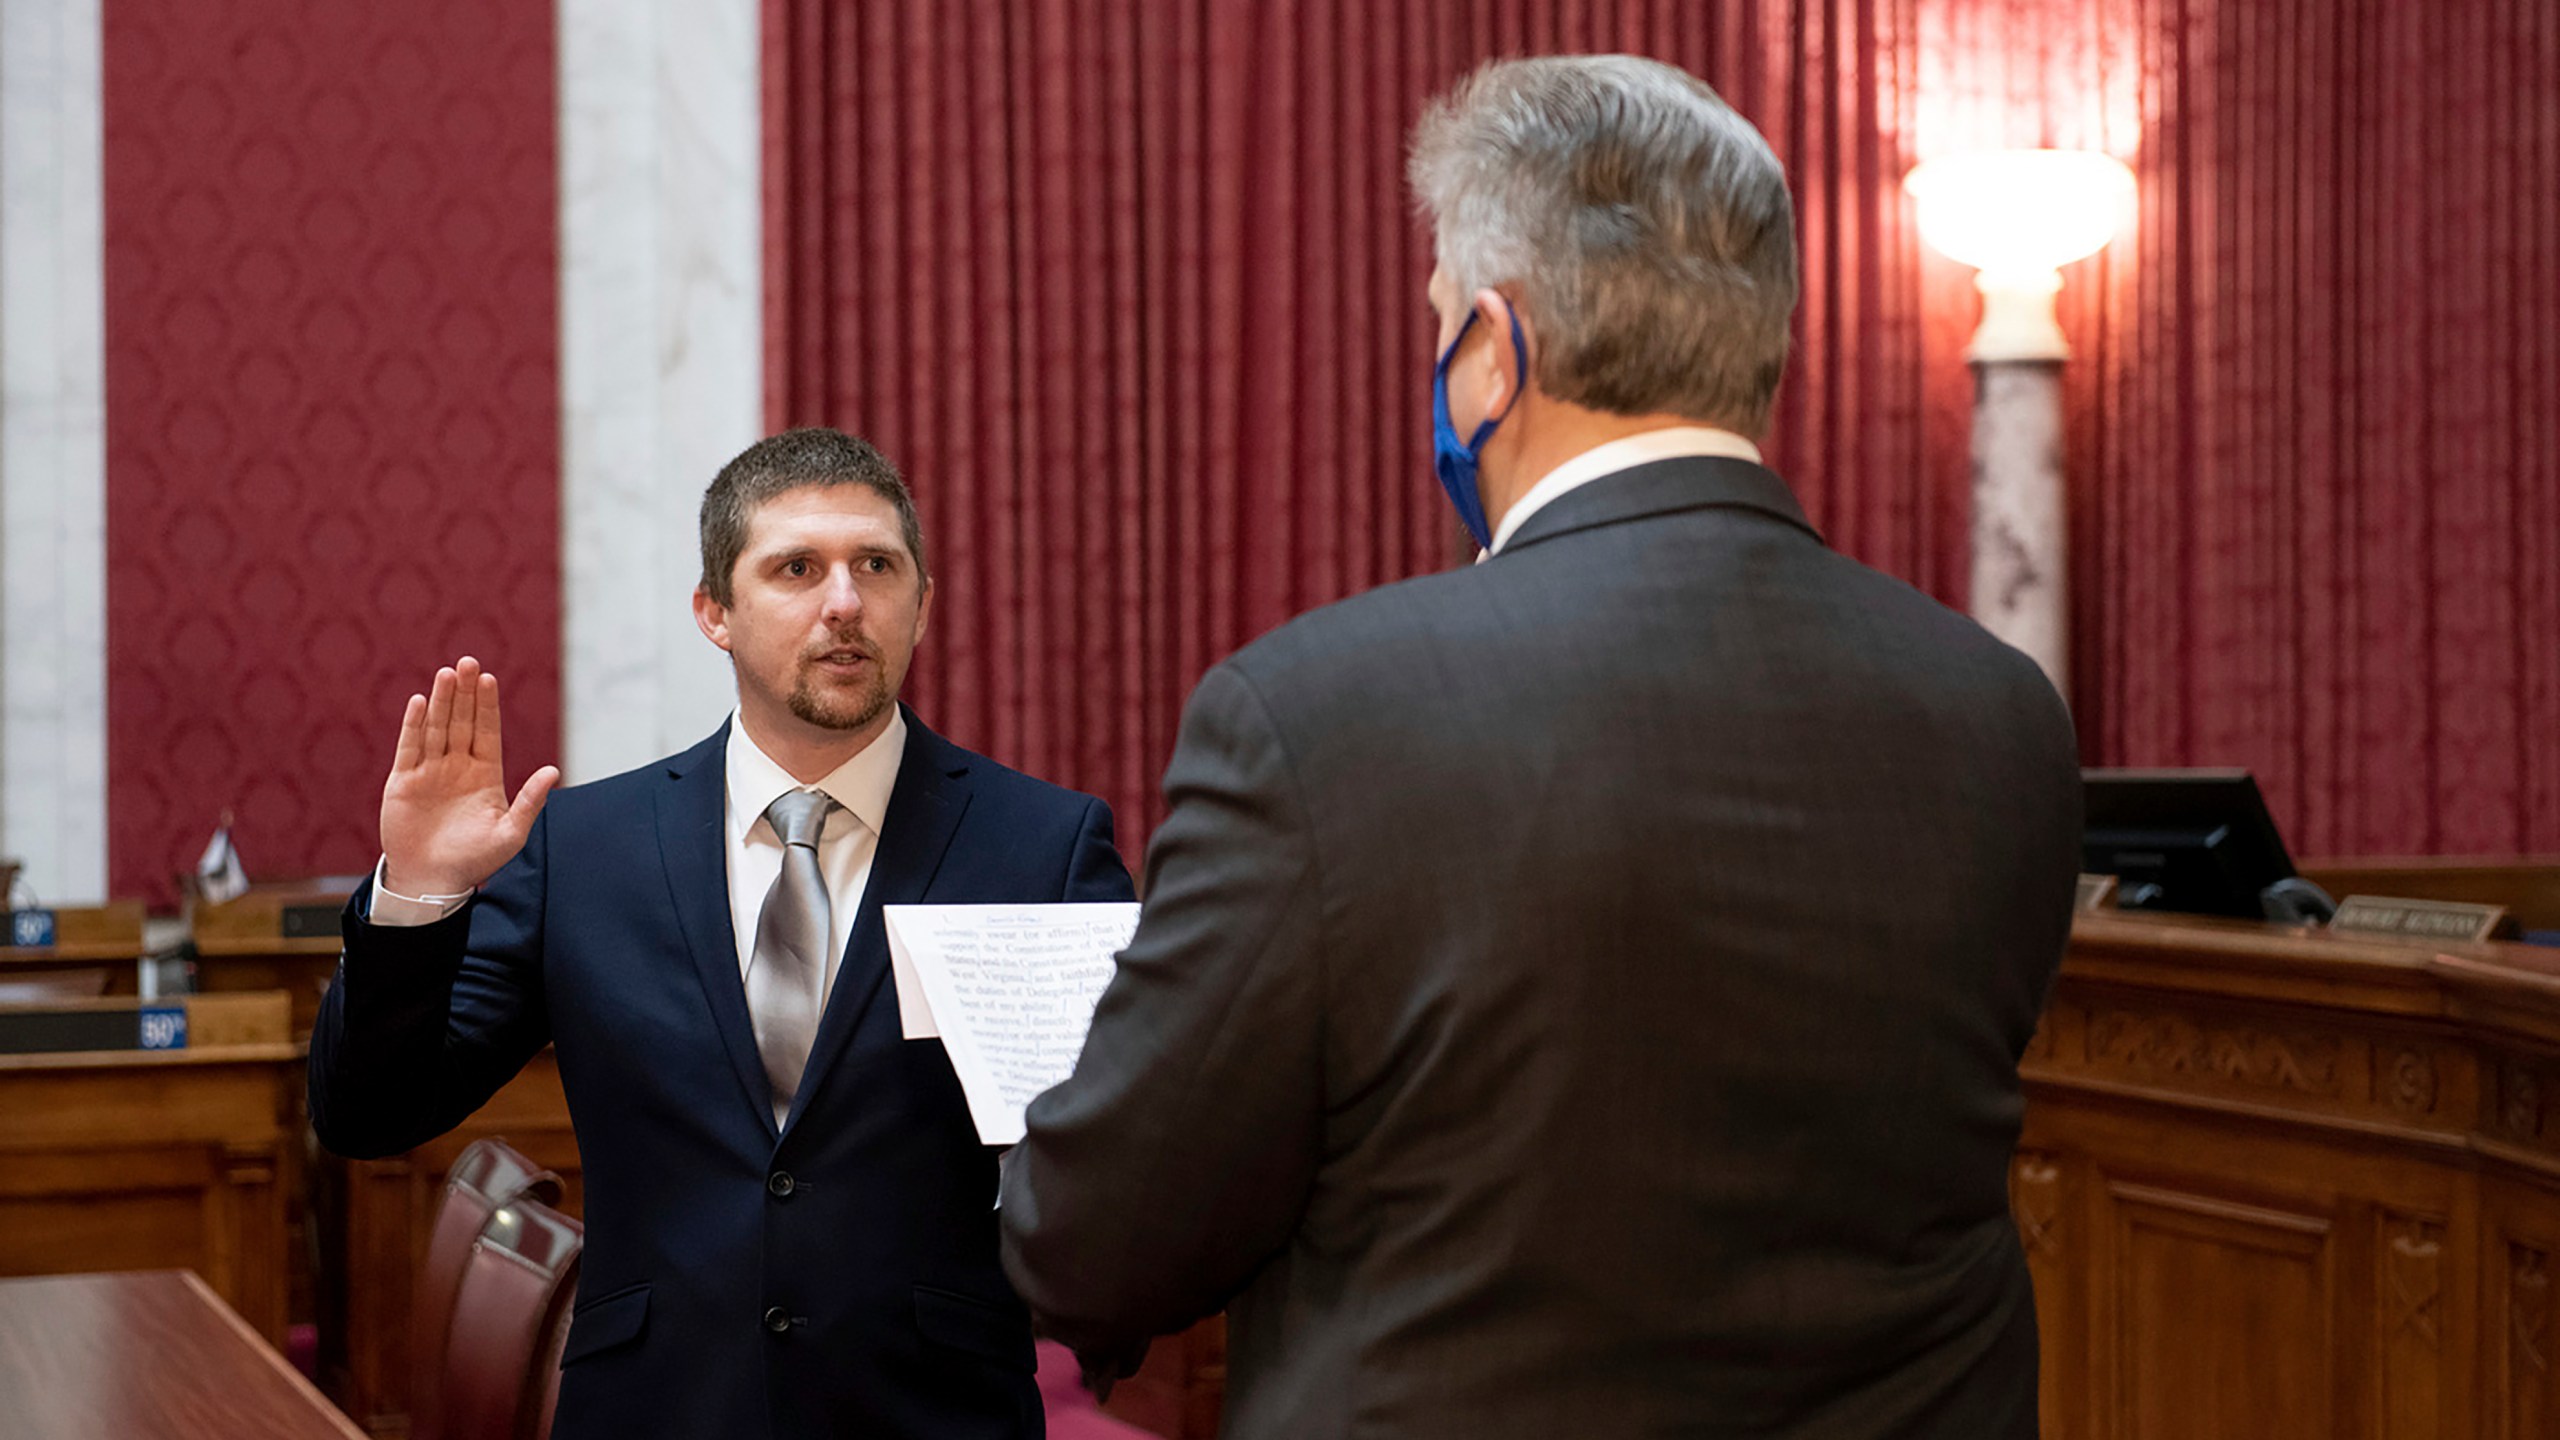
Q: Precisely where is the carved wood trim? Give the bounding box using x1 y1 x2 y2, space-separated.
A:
2011 1152 2063 1259
2385 1214 2445 1347
2383 1047 2441 1117
2084 1005 2344 1097
2505 1234 2558 1440
2514 1244 2550 1375
2375 1210 2448 1440
2026 912 2560 1440
2105 1179 2334 1240
2027 1071 2474 1158
2501 1062 2547 1144
2024 1015 2059 1064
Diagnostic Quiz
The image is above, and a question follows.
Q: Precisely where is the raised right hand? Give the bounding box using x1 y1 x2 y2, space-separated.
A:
379 656 560 897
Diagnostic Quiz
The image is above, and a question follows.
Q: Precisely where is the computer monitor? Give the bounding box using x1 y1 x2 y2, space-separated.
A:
2081 768 2301 920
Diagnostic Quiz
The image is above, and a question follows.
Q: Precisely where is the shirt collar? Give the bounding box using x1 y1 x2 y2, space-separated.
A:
724 706 908 844
1486 425 1764 557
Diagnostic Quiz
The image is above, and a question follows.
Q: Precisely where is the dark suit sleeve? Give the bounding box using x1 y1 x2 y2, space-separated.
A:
1001 662 1324 1350
307 811 555 1159
1062 796 1138 903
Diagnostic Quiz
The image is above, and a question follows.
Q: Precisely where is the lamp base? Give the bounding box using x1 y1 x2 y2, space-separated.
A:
1967 270 2070 364
1969 357 2069 699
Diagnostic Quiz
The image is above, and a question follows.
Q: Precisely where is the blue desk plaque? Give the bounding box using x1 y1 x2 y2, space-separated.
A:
8 908 55 948
138 1006 188 1051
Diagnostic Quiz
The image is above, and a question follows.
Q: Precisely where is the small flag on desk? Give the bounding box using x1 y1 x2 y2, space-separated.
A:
195 817 248 906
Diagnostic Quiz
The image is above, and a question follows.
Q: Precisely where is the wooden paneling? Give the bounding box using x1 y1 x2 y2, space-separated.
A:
0 903 146 1003
2019 906 2560 1438
0 901 145 963
2486 1182 2560 1440
2107 1182 2336 1437
2010 1149 2075 1440
0 997 298 1345
192 881 355 1040
193 949 339 1040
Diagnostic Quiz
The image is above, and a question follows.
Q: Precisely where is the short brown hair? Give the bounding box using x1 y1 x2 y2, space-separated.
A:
698 428 926 606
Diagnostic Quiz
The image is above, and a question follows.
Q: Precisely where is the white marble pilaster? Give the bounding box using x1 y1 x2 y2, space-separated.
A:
0 0 107 903
559 0 760 781
1968 359 2070 699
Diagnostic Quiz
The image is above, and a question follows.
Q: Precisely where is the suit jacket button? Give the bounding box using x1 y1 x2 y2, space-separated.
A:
767 1170 795 1199
763 1306 792 1334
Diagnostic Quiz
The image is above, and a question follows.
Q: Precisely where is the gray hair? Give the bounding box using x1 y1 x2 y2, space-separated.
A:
1408 55 1798 436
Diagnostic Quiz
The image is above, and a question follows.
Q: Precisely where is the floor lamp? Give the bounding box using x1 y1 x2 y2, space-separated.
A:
1903 150 2135 701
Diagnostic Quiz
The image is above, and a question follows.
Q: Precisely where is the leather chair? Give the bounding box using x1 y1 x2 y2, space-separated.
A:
440 1194 583 1440
532 1292 571 1440
413 1138 565 1440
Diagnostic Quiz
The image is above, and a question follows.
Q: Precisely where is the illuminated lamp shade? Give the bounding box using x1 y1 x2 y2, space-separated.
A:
1904 149 2135 361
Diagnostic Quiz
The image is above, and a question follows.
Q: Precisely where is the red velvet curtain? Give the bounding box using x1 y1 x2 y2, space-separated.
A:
2064 0 2560 857
766 0 2560 860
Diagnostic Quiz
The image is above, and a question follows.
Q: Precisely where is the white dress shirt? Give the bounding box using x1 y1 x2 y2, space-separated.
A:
1486 425 1764 556
370 710 909 1009
717 708 905 1000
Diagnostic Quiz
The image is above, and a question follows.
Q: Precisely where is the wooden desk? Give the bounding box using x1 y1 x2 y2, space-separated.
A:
0 994 300 1345
190 885 358 1336
0 900 145 963
2303 855 2560 933
0 901 145 1000
0 1270 363 1438
1032 899 2560 1440
193 882 358 1040
2020 907 2560 1438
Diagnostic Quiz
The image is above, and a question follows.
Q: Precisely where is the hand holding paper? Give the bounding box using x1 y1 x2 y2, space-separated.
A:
885 903 1141 1144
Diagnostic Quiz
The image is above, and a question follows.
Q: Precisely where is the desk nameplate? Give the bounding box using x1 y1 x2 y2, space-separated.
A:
0 991 285 1055
279 902 341 939
2330 894 2514 945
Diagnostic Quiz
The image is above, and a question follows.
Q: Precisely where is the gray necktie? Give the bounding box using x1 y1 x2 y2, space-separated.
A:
749 789 839 1126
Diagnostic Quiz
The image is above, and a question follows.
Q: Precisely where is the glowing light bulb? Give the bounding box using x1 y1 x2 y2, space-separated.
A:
1904 149 2135 363
1904 149 2135 287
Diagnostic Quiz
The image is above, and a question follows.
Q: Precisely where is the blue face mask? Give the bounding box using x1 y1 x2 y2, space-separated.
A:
1430 306 1529 552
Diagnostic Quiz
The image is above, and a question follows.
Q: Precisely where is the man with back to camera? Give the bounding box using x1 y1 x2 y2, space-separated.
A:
309 428 1135 1439
999 55 2083 1440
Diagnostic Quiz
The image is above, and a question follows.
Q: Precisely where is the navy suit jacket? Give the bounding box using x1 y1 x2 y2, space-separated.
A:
310 707 1134 1440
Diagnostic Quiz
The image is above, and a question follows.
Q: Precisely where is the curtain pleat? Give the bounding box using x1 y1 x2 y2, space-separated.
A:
766 0 2560 860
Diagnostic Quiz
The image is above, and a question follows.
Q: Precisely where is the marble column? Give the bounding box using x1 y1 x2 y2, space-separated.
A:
0 0 107 904
1968 358 2070 698
559 0 760 782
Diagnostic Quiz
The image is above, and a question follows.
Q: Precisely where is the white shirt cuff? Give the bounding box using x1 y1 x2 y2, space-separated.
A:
367 857 474 927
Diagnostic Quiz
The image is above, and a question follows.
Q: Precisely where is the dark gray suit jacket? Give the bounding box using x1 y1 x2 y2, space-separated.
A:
1001 458 2082 1439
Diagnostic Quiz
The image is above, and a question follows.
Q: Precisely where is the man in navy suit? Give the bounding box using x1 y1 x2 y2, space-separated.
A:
310 428 1134 1439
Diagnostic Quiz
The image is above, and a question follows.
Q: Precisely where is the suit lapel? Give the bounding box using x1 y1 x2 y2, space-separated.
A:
786 706 972 1134
655 721 783 1138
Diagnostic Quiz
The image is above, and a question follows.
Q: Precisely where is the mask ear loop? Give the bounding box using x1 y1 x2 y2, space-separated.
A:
1462 305 1531 451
